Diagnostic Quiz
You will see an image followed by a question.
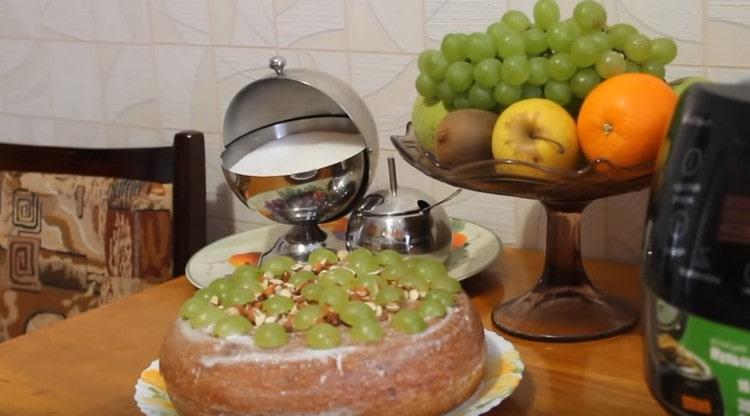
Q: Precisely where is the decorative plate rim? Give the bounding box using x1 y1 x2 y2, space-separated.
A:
185 218 501 289
134 329 524 416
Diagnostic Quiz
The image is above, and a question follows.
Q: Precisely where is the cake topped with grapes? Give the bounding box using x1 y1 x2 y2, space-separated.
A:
175 248 464 350
160 247 486 415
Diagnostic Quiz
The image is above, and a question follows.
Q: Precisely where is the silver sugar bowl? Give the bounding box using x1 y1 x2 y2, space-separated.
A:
346 158 458 262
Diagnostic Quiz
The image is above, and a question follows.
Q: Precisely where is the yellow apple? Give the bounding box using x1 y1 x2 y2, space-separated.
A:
491 98 579 179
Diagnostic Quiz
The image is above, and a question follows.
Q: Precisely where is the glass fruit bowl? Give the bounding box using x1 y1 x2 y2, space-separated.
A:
391 123 653 342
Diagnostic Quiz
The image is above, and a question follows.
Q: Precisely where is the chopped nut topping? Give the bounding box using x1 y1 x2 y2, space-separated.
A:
354 287 369 297
282 318 294 332
323 307 340 326
240 305 255 321
263 284 276 297
253 311 267 326
187 248 458 345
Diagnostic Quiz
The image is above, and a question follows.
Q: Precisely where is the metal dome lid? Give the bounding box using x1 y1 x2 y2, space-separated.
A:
221 56 378 164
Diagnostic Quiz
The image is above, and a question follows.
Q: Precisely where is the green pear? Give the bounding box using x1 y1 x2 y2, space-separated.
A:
411 97 449 152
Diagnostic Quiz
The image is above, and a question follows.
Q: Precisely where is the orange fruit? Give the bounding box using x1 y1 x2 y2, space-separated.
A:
576 73 677 177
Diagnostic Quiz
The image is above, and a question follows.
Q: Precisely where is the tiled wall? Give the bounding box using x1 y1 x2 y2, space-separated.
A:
1 0 748 263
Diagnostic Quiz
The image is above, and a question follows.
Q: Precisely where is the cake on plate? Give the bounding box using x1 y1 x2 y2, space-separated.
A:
160 248 486 416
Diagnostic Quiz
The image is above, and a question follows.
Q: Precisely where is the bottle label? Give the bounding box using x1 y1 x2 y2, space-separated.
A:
647 294 750 415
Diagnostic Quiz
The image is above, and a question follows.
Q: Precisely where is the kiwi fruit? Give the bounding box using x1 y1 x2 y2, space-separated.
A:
434 109 498 167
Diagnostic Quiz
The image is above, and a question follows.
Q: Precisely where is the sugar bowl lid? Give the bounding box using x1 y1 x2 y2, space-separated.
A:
222 56 378 158
354 158 461 217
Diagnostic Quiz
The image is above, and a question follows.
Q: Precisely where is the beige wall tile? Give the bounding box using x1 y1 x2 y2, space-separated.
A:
209 0 276 47
93 0 151 43
705 67 750 83
40 0 97 41
47 41 103 122
154 45 220 132
275 0 347 49
347 0 424 52
667 64 705 81
10 1 149 42
99 45 160 126
425 0 509 48
0 39 52 117
514 197 545 250
706 1 750 67
52 120 164 148
202 131 227 197
0 0 45 38
52 119 108 146
442 189 516 245
600 189 648 263
609 0 703 65
580 197 609 260
150 0 211 45
106 126 164 147
285 49 350 83
0 114 55 145
349 53 417 149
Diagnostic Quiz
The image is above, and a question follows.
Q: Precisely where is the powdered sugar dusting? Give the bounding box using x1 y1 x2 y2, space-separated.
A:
335 354 344 375
177 304 461 369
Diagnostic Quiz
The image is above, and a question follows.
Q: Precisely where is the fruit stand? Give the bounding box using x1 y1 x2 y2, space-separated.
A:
406 0 697 342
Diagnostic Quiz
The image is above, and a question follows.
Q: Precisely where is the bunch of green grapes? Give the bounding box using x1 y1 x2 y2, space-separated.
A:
415 0 677 114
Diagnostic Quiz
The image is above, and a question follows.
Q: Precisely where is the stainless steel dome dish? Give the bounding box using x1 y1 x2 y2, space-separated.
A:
220 56 379 261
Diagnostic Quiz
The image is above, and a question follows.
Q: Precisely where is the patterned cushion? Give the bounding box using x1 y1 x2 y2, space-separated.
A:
0 171 173 341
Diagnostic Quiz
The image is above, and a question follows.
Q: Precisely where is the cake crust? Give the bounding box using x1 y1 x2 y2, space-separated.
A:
160 293 486 416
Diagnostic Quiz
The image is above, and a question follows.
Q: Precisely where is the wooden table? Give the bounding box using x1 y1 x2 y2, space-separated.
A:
0 248 666 415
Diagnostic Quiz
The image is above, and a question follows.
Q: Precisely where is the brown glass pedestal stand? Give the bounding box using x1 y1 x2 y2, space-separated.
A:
392 124 651 342
491 200 637 341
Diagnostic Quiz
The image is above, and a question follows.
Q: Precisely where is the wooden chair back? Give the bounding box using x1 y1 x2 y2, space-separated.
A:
0 131 206 340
